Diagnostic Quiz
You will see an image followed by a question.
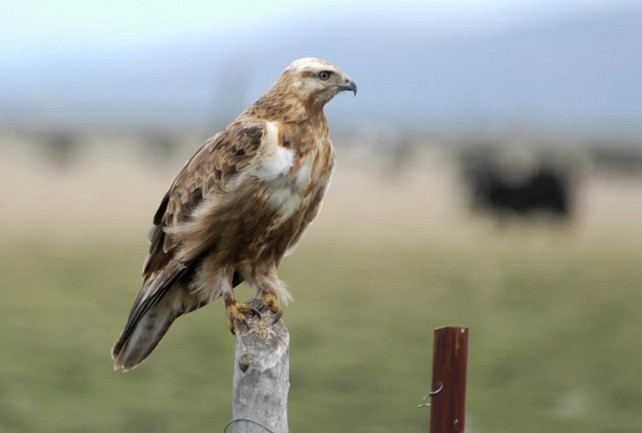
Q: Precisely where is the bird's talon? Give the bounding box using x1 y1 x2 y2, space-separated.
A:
226 301 255 334
258 292 284 320
271 311 283 324
250 305 262 318
245 298 264 317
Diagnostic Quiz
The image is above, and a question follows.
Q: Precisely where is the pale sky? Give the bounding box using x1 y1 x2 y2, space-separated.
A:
1 0 625 53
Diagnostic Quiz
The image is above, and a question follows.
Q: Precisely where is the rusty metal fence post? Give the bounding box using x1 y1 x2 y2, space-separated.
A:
429 326 469 433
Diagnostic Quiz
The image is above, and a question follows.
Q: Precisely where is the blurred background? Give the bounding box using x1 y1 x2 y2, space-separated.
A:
2 0 642 432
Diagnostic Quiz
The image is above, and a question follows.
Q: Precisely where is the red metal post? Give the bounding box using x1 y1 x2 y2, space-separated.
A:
429 326 469 433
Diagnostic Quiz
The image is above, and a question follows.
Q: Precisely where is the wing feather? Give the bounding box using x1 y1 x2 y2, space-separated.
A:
112 120 269 368
143 120 266 278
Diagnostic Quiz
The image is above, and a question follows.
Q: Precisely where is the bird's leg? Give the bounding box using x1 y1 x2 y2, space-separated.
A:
247 270 287 322
224 293 260 334
259 291 282 315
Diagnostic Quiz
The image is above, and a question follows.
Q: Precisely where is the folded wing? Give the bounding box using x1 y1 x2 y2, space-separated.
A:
111 120 268 370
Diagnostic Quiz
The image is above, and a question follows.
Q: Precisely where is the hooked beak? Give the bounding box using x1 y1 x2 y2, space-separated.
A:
338 79 357 96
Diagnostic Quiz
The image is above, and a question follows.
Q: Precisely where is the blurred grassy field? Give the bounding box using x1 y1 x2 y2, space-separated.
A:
1 143 642 433
2 232 642 433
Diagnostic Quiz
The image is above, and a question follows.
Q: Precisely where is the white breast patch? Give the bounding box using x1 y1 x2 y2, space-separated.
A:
257 122 294 181
256 123 318 222
258 146 294 181
268 187 300 220
265 158 314 221
294 158 312 192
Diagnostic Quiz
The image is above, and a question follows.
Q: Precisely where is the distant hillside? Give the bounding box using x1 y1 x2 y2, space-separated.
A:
1 4 641 140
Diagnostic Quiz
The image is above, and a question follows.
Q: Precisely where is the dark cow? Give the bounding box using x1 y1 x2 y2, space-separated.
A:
463 157 574 220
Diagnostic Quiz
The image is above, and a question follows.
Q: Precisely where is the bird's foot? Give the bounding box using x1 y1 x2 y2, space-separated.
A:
249 292 283 324
225 301 261 334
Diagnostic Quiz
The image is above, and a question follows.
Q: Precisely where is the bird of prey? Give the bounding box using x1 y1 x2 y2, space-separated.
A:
112 58 356 371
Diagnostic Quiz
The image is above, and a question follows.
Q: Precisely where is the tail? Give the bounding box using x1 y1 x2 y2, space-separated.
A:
111 288 185 372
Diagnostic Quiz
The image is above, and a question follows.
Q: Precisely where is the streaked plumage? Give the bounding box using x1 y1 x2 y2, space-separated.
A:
112 58 356 371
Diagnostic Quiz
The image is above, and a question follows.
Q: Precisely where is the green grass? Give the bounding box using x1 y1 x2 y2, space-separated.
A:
1 230 641 433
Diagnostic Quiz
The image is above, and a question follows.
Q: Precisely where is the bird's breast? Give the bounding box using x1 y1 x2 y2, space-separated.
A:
256 122 294 181
263 156 315 221
255 121 332 225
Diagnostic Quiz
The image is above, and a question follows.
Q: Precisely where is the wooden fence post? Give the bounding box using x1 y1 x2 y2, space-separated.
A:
231 311 290 433
429 326 469 433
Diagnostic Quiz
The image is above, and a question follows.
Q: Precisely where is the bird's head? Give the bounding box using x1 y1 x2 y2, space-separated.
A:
283 57 357 107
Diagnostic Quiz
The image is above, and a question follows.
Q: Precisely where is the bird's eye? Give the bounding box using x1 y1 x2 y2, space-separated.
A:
318 70 332 81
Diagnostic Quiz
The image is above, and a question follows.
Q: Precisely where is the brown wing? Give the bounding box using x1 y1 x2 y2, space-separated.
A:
143 120 265 279
112 120 266 368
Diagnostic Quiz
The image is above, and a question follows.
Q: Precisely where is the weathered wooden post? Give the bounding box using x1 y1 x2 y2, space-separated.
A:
231 310 290 433
429 326 469 433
